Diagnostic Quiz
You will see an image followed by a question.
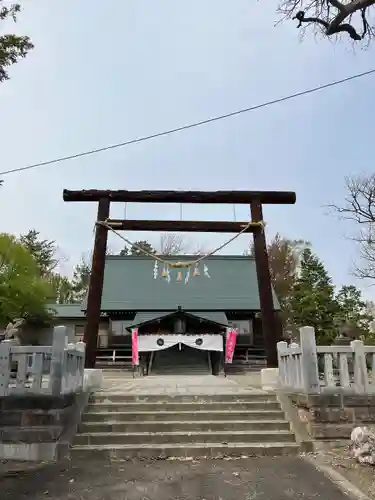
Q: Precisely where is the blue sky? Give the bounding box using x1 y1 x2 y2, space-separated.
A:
0 1 374 297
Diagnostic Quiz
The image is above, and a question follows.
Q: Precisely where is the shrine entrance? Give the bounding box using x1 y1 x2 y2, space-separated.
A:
150 343 211 376
63 189 296 369
128 311 225 376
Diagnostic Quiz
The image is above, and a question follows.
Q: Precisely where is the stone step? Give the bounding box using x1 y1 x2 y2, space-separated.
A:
86 401 281 412
74 430 295 446
151 365 209 375
152 365 208 369
226 367 264 373
91 392 276 403
152 361 207 366
83 409 285 422
79 420 290 433
151 371 210 376
95 361 133 371
71 441 299 459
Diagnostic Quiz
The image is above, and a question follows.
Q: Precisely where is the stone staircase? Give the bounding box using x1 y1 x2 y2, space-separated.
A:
151 344 210 375
95 347 133 371
71 392 299 459
226 347 267 374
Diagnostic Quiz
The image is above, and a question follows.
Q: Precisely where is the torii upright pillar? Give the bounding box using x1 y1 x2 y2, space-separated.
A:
83 198 110 368
251 199 279 368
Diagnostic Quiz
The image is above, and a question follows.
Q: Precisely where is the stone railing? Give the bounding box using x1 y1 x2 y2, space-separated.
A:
277 326 375 394
0 325 85 396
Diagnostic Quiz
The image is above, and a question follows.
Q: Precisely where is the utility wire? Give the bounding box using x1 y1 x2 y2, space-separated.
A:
1 68 374 177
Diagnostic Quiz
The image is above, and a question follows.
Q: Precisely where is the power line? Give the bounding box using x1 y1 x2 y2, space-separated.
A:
1 68 374 177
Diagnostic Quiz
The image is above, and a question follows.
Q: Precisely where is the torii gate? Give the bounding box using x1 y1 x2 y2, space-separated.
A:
63 189 296 369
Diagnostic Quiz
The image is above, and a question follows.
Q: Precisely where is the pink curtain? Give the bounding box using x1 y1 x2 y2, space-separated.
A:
131 328 139 366
225 328 238 364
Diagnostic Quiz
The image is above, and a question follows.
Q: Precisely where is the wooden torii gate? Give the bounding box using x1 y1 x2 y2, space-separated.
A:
63 189 296 369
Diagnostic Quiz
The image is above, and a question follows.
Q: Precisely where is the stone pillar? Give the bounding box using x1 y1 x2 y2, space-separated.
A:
299 326 320 394
50 326 67 396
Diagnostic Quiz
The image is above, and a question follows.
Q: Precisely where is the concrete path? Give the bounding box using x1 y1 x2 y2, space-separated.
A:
1 456 352 500
100 372 265 395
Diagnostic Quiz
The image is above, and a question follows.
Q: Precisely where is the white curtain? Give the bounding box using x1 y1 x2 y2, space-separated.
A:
138 334 223 352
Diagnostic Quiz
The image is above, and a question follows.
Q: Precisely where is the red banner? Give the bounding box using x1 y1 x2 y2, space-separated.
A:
225 328 238 364
131 328 139 366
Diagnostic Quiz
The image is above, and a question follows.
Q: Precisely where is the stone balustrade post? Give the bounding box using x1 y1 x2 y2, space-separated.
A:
50 325 66 395
299 326 320 394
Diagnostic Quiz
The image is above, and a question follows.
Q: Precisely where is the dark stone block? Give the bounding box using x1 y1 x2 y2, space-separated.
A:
0 390 88 454
310 407 354 423
290 392 343 409
352 406 370 422
309 423 354 439
21 410 59 426
344 394 375 407
0 393 75 411
289 393 309 406
0 426 62 443
0 411 22 426
312 393 343 407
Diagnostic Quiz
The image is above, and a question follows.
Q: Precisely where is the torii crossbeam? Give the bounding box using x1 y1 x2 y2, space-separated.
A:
63 189 296 369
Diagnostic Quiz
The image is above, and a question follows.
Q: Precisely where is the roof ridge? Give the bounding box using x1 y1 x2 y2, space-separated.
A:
106 254 255 260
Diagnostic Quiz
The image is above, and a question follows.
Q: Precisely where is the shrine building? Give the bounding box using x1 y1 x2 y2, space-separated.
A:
47 254 281 375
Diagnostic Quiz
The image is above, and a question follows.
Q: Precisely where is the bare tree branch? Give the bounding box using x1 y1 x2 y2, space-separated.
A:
329 174 375 279
158 233 187 256
278 0 375 43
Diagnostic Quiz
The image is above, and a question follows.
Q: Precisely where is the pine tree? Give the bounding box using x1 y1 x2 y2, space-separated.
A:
48 274 74 304
130 240 156 256
289 248 338 343
119 240 156 257
335 285 373 338
119 246 129 256
71 257 91 302
19 230 57 277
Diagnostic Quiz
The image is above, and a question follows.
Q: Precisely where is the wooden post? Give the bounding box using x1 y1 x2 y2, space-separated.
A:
250 200 278 367
84 197 110 368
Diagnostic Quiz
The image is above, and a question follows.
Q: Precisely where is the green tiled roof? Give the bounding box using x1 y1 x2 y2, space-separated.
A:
47 304 85 318
188 311 228 326
127 310 229 329
47 304 107 319
99 255 280 311
129 311 171 328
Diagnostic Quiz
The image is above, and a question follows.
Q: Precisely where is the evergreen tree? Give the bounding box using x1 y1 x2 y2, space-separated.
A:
335 285 373 338
118 240 156 256
119 246 129 256
71 256 91 302
48 274 75 304
247 234 309 328
130 240 156 256
289 248 338 343
19 230 58 277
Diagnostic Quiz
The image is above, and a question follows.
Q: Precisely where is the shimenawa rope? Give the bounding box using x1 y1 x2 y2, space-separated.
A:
96 219 264 269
